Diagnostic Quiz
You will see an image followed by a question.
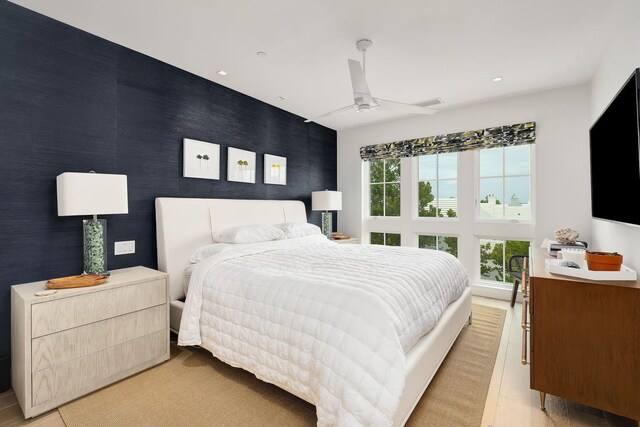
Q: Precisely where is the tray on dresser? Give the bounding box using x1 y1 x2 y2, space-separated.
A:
545 259 637 281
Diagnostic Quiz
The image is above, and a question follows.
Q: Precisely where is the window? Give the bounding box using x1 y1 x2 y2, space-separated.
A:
362 137 534 291
418 235 458 257
369 159 400 216
479 238 531 283
479 145 531 220
418 153 457 218
370 232 401 246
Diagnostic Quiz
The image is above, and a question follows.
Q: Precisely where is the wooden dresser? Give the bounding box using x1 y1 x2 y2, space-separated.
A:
526 247 640 421
11 266 170 418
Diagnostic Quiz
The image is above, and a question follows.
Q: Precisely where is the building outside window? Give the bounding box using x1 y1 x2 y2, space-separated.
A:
418 152 457 218
479 145 531 220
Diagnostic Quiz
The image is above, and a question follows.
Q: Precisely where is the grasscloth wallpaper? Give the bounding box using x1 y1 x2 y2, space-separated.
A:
0 1 337 389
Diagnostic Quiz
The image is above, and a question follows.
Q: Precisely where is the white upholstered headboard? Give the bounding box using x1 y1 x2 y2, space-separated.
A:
155 197 307 301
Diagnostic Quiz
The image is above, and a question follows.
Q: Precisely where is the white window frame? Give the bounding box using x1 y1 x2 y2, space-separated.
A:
366 158 401 218
417 233 459 257
370 231 402 246
476 236 533 289
360 144 536 298
416 153 459 220
475 144 535 224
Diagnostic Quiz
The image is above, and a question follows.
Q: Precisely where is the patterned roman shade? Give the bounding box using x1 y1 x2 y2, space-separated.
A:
359 121 536 161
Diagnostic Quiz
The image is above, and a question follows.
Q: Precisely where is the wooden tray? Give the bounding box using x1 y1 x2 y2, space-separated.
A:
46 274 109 289
333 235 351 240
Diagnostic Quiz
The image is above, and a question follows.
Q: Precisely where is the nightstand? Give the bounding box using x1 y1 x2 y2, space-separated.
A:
11 266 169 418
332 237 360 244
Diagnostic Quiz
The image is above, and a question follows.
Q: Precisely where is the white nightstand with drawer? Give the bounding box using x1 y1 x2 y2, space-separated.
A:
11 266 169 418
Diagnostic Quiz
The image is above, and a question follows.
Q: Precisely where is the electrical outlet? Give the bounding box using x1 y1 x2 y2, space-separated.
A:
114 240 135 255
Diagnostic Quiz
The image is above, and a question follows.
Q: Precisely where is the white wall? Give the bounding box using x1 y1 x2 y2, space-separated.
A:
337 84 592 289
590 0 640 270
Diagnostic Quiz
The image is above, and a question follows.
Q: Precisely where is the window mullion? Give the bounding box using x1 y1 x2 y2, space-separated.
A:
502 148 506 218
436 155 440 217
382 160 385 217
502 241 506 283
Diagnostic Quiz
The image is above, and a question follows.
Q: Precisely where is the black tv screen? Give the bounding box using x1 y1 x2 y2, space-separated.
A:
589 68 640 226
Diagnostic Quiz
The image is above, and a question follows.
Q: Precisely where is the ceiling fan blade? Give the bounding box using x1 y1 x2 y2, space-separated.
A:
304 104 356 123
348 59 373 103
374 98 437 115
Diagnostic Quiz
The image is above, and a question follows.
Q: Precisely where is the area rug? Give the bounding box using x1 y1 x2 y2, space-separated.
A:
59 304 505 427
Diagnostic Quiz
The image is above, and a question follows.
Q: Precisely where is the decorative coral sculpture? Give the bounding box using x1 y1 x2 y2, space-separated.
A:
554 227 579 244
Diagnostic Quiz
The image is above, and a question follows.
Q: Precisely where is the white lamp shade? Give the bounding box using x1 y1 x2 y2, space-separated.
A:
57 172 129 216
312 190 342 211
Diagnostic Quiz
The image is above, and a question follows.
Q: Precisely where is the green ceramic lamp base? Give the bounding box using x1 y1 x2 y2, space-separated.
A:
321 211 333 239
83 218 107 275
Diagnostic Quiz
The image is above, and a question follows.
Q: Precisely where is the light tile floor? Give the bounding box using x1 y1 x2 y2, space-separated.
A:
477 296 637 427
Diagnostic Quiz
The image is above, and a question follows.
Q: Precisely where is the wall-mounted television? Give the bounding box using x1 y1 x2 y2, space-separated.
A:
589 68 640 226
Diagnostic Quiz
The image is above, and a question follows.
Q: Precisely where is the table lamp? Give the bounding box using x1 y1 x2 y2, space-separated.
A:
57 171 128 275
312 190 342 238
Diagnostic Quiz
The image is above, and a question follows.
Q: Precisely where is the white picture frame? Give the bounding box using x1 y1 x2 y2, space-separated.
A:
183 138 220 180
227 147 256 183
263 154 287 185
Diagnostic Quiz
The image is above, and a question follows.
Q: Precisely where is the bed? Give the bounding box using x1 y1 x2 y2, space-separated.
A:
155 197 472 427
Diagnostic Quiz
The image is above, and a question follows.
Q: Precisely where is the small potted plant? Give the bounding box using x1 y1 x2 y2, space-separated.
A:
585 251 623 271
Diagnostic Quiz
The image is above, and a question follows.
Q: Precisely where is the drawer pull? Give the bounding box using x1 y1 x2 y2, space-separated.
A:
522 328 529 365
522 291 529 365
521 257 529 298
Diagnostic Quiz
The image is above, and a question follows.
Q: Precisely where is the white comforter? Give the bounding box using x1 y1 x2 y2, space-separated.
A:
179 235 468 426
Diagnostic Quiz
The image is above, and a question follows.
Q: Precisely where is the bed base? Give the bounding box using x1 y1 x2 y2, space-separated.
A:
157 197 472 426
169 287 472 426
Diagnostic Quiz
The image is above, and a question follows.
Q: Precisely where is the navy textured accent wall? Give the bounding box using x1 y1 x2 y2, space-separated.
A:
0 1 337 388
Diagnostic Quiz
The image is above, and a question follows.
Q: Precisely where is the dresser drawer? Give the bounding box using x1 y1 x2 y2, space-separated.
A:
32 304 166 373
31 329 167 406
31 279 167 338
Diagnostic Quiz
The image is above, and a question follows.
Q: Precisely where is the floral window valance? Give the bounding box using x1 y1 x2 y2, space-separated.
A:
359 121 536 161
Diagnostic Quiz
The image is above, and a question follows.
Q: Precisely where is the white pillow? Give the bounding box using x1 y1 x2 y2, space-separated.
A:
189 243 231 264
213 224 285 244
274 222 322 239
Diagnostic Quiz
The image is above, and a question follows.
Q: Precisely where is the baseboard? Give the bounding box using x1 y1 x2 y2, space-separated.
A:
0 356 10 392
470 282 522 303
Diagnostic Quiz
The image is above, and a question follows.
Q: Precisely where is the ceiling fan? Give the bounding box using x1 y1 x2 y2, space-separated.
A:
304 39 437 123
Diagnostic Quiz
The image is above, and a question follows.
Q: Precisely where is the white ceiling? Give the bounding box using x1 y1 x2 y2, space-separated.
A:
11 0 614 130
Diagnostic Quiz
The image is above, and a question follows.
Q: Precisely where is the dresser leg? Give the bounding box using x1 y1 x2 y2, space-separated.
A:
468 312 472 325
539 392 546 411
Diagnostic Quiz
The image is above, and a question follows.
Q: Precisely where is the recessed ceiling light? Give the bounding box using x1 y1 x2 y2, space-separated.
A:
257 51 267 57
492 76 503 82
217 70 228 76
277 96 285 101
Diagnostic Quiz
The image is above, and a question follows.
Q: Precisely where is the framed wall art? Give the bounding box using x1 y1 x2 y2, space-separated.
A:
263 154 287 185
227 147 256 183
183 138 220 180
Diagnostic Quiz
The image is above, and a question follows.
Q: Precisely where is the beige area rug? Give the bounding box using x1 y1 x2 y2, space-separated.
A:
59 304 505 427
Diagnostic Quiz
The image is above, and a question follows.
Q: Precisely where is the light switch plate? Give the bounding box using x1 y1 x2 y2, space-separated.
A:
114 240 135 255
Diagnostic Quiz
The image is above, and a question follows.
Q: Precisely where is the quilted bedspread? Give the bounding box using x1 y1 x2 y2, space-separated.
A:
179 235 468 426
